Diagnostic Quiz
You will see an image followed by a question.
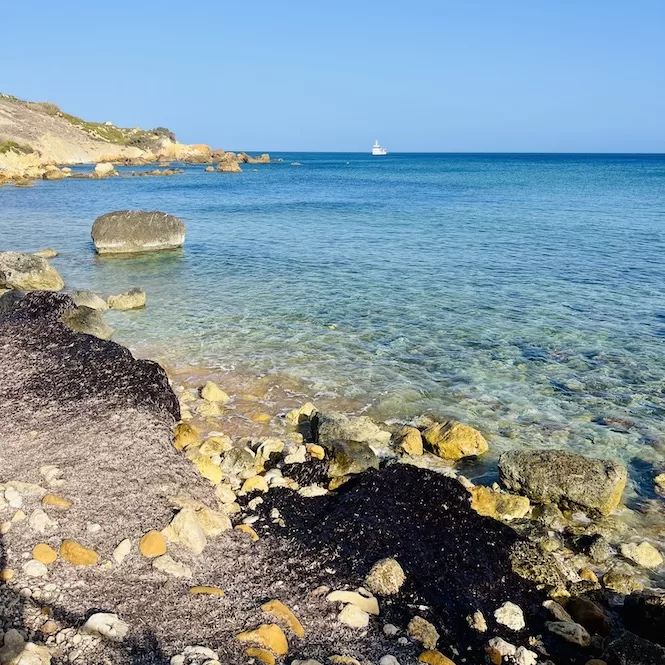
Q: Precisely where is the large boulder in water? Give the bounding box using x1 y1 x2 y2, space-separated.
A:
498 449 627 516
91 210 186 254
0 251 65 291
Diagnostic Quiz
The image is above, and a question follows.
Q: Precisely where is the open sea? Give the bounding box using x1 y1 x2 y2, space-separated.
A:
2 152 665 495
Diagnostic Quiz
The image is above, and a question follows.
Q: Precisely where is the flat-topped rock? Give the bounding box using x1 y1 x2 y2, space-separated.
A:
91 210 186 254
498 449 627 516
0 251 64 291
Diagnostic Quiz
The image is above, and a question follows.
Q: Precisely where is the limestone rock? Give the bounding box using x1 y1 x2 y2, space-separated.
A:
235 624 288 655
217 161 242 173
200 381 230 403
620 541 663 569
173 423 199 450
317 412 391 445
261 599 305 637
28 508 57 534
113 538 132 564
107 288 146 311
93 162 118 178
407 616 439 649
32 543 57 565
139 530 167 557
61 306 114 340
418 651 456 665
337 604 369 628
545 621 591 647
33 248 58 259
603 569 643 594
422 421 488 460
241 476 269 494
0 252 64 291
466 611 487 632
494 601 525 631
60 539 98 566
498 449 627 516
220 447 255 477
42 493 72 508
246 648 275 665
326 589 379 614
394 426 423 455
192 455 223 485
152 554 192 578
364 558 405 595
328 440 379 477
235 524 259 541
470 486 530 521
23 559 48 578
190 586 225 596
162 508 207 554
91 210 186 254
69 290 108 311
82 612 129 642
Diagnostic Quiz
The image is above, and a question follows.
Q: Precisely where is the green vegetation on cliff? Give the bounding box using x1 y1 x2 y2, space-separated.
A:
0 140 35 155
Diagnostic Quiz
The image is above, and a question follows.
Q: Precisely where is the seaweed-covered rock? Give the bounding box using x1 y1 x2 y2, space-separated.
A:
603 630 665 665
91 210 186 254
0 251 64 291
498 450 627 516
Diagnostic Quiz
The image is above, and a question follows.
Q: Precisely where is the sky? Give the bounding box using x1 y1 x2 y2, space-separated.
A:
2 1 664 152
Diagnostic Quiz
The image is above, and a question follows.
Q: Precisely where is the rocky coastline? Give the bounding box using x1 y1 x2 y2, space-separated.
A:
1 218 664 665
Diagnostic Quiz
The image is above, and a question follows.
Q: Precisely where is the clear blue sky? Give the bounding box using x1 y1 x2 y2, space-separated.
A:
2 1 664 152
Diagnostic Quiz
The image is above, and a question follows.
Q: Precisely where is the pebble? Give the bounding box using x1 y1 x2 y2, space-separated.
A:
326 589 379 614
417 650 456 665
33 543 58 565
201 381 230 403
235 524 259 541
365 557 405 596
379 657 400 665
603 569 643 594
11 509 26 522
494 601 525 631
284 446 308 464
246 647 276 665
383 624 399 636
261 599 305 638
337 604 370 628
620 541 663 569
235 624 288 655
82 613 129 642
153 554 192 579
407 616 440 649
23 559 48 578
0 567 15 581
307 444 326 460
215 485 237 504
113 538 132 564
298 484 329 497
514 646 538 665
29 508 57 534
162 508 207 554
190 586 225 597
42 493 72 508
241 476 269 494
139 530 167 558
60 540 99 566
545 620 591 647
487 637 516 657
466 610 487 632
0 521 11 535
5 488 23 508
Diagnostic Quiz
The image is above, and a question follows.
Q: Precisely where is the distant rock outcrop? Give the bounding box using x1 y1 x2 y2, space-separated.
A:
91 210 186 254
0 251 65 291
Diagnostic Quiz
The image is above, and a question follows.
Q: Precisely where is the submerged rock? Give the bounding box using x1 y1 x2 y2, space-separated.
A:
0 251 64 291
317 412 391 446
69 289 109 310
422 421 488 460
107 288 146 311
498 450 627 516
61 305 114 340
91 210 186 254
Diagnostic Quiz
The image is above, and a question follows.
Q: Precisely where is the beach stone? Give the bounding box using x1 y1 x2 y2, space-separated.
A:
470 486 530 521
60 539 99 566
220 447 255 477
575 534 613 563
113 538 132 564
422 421 488 460
317 411 391 445
466 611 487 632
394 426 423 456
407 616 439 649
152 554 192 578
379 658 400 665
337 604 370 628
192 455 223 484
620 541 663 568
82 612 129 642
624 592 665 646
195 507 231 536
190 586 225 597
200 381 230 403
604 630 665 665
28 508 57 534
173 423 199 450
655 473 665 492
567 597 610 635
235 624 288 655
545 621 591 647
139 530 166 557
235 524 259 541
163 508 207 554
0 251 64 291
494 601 525 631
61 305 114 340
498 450 627 516
215 484 237 504
284 445 308 464
261 599 305 637
417 651 456 665
200 436 233 456
0 630 51 665
32 543 58 565
33 248 58 258
307 444 325 460
364 557 405 595
245 648 275 665
241 476 269 493
0 568 14 581
23 559 48 577
326 589 379 614
107 288 146 311
69 290 109 311
91 210 186 254
94 162 118 178
327 440 379 477
603 569 643 594
487 638 516 659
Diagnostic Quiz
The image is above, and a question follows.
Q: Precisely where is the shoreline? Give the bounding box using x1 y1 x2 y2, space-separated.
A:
0 290 664 665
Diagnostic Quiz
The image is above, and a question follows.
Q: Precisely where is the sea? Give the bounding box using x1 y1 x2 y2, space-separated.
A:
2 153 665 497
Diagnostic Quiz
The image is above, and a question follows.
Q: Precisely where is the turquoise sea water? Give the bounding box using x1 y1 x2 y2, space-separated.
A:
2 153 665 485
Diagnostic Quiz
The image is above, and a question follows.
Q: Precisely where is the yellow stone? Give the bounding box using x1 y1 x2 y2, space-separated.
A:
199 436 232 456
419 650 456 665
139 530 167 557
329 657 361 665
32 543 58 565
423 421 488 460
236 624 288 655
241 476 269 494
173 423 200 450
396 426 424 455
201 381 230 403
0 568 14 581
60 540 99 566
192 455 223 484
42 493 72 509
11 510 25 522
469 486 530 521
196 400 225 417
580 567 599 583
246 648 276 665
328 476 350 491
235 524 259 541
190 585 225 597
251 413 272 424
261 599 305 637
307 444 325 460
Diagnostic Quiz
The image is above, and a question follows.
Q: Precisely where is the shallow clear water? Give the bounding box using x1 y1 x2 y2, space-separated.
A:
2 153 665 487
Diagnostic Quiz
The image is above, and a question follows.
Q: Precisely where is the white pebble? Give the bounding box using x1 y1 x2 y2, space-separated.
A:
494 601 526 631
379 657 400 665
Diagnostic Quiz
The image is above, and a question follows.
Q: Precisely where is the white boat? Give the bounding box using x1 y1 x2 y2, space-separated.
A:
371 140 388 156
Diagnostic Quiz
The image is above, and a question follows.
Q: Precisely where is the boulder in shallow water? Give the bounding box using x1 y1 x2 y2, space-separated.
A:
498 449 627 516
317 411 391 446
423 421 488 460
107 288 146 311
91 210 186 254
0 251 64 291
327 440 379 477
93 162 118 178
69 289 108 310
217 161 242 173
61 305 114 340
